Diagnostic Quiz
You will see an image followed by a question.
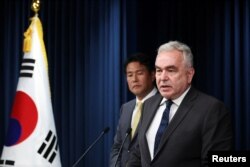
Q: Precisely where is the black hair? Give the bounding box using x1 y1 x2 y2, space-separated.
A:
124 53 155 73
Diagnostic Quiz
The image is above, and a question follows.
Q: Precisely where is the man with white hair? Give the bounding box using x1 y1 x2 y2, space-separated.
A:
127 41 233 167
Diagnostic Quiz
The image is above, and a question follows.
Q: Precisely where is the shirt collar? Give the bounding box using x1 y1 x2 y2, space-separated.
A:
136 87 157 103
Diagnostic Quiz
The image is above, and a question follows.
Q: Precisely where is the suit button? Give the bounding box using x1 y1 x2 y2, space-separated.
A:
127 150 130 153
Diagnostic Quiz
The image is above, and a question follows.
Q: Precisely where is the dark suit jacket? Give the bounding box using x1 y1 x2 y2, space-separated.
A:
110 99 139 167
127 87 233 167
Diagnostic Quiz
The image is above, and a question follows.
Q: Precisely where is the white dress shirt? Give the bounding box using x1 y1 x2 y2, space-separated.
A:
146 86 191 160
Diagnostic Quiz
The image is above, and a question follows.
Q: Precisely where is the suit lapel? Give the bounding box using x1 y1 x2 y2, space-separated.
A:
153 87 198 158
127 100 136 144
141 94 163 163
143 94 163 132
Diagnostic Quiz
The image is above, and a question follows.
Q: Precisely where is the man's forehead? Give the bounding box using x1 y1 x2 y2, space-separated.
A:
126 66 147 72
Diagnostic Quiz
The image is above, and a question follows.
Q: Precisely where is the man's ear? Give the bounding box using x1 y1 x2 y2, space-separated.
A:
187 67 195 83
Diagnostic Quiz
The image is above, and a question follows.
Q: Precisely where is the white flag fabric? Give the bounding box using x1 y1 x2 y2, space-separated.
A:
0 16 62 167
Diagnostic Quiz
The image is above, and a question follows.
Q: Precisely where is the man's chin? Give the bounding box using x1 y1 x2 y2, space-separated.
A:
159 91 171 99
131 90 142 96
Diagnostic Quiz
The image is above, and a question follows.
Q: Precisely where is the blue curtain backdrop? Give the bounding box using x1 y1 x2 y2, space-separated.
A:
0 0 249 167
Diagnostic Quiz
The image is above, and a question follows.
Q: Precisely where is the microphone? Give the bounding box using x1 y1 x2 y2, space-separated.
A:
72 127 110 167
114 127 132 167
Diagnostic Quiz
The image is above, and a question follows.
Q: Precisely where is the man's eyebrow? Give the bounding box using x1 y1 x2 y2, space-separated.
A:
155 65 176 69
126 69 145 73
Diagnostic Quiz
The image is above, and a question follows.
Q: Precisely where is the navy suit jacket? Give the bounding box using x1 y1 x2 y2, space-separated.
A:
127 87 233 167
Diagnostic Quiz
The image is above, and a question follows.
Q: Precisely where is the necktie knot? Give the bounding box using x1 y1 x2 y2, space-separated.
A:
166 100 173 110
137 101 143 109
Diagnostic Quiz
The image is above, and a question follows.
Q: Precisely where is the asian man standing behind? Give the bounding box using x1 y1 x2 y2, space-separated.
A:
110 53 157 167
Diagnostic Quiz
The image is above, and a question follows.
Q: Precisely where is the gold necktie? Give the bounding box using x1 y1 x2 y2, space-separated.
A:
131 101 143 138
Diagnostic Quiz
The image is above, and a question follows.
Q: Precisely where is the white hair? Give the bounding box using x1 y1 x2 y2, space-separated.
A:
157 41 193 67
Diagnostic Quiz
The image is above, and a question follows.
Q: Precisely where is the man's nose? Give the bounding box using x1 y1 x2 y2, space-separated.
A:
132 74 138 82
160 71 169 80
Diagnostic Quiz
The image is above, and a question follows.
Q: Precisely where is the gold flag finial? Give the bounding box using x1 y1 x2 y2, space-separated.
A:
31 0 41 13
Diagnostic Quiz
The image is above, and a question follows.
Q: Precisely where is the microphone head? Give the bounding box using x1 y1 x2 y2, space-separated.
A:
103 127 110 133
126 127 132 134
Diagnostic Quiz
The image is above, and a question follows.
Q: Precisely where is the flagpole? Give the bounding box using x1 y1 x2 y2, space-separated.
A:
1 0 61 166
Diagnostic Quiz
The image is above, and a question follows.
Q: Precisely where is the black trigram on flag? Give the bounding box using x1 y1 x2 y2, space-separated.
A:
37 130 59 163
19 58 35 78
0 159 15 166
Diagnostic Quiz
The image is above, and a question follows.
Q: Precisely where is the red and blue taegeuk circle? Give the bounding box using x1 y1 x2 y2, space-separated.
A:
5 91 38 146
